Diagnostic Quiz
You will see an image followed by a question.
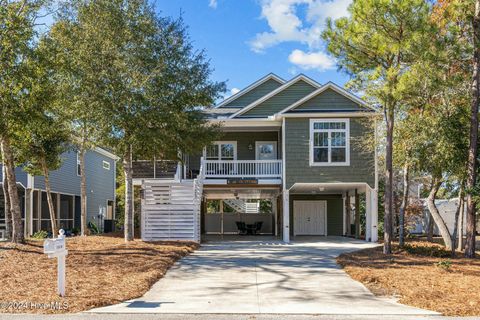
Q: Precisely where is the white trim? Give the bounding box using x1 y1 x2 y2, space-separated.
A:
255 141 278 160
208 118 282 127
215 73 286 108
102 160 111 170
229 74 322 118
309 119 350 166
94 147 120 161
203 141 238 160
276 82 377 115
76 152 81 176
278 112 377 118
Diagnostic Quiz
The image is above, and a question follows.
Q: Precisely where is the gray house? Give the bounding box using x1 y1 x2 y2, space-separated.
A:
135 73 379 243
0 147 118 236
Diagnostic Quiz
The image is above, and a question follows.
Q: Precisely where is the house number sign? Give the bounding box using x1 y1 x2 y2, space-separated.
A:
44 229 68 297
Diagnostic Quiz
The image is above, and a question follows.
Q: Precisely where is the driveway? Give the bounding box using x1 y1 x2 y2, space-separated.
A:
90 237 438 315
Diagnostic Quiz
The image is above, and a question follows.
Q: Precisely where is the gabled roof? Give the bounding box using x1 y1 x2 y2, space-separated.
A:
276 82 378 115
229 74 322 118
215 73 285 109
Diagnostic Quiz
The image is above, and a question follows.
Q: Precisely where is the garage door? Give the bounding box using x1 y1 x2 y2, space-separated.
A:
293 200 327 236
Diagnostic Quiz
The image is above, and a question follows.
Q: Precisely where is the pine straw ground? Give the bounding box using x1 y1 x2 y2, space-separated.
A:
337 240 480 316
0 235 198 314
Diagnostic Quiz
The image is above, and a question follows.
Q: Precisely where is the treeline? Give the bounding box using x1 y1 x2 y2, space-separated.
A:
0 0 225 243
323 0 479 258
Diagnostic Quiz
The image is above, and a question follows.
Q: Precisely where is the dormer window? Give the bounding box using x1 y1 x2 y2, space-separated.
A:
310 119 350 166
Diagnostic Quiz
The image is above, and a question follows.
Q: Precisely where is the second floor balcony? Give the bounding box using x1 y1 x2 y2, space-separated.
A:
203 159 282 180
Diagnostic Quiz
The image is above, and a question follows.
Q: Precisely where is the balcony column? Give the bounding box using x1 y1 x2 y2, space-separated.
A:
282 189 290 243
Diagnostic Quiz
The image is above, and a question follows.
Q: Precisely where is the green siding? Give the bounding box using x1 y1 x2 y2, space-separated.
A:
220 131 279 160
188 131 280 170
239 80 317 118
290 88 366 112
285 117 375 188
224 79 283 108
289 194 343 236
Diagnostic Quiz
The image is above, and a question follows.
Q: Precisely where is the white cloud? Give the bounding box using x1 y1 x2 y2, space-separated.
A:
209 0 217 9
250 0 350 71
288 49 335 71
250 0 309 53
231 88 240 95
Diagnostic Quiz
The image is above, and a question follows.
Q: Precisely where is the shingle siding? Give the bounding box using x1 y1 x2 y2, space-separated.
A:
285 117 375 189
288 88 367 112
224 79 283 108
239 80 317 118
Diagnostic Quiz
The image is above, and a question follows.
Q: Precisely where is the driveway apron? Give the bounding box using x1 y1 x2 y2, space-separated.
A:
89 237 439 315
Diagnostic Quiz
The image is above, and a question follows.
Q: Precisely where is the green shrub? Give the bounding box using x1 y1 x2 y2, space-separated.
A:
88 221 100 234
436 259 452 271
31 230 48 239
403 243 451 258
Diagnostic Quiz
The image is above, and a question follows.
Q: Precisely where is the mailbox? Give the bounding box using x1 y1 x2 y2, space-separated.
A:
43 229 68 296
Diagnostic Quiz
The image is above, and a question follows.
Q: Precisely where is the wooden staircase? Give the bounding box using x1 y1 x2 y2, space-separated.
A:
141 162 203 242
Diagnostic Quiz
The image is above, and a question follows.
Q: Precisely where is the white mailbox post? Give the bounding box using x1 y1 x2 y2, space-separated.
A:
44 229 68 297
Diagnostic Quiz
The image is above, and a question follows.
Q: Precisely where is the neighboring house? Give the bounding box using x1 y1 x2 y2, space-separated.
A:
135 73 379 243
0 148 118 237
410 198 467 236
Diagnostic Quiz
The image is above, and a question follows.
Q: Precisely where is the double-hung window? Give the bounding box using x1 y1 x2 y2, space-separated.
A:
204 141 237 160
310 119 350 166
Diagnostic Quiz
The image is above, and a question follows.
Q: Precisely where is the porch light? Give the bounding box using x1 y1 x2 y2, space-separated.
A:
248 143 253 150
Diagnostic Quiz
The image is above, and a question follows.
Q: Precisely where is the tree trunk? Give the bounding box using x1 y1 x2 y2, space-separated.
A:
426 178 453 250
0 136 24 243
2 164 12 240
458 194 465 251
384 106 394 254
124 145 134 242
465 0 480 259
399 163 410 247
451 186 464 257
427 210 434 242
79 146 88 236
42 160 58 237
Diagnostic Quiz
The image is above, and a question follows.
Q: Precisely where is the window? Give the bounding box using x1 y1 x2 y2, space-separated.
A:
102 160 111 170
204 141 237 160
310 119 349 166
76 152 81 176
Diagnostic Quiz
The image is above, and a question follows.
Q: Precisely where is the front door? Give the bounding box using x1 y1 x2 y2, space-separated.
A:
255 141 277 160
293 200 327 235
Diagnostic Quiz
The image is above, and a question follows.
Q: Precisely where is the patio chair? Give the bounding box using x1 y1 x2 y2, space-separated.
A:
253 221 263 235
235 221 247 235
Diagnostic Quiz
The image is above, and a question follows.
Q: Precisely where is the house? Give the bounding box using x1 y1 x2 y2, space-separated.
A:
0 147 118 237
408 198 467 236
135 73 379 243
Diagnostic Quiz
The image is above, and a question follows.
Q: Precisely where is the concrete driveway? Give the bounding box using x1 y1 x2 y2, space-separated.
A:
90 237 438 315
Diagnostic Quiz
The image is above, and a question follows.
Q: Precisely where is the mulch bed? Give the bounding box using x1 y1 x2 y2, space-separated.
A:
0 235 198 314
337 240 480 316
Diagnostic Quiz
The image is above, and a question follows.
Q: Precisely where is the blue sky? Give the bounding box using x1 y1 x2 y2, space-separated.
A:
155 0 351 98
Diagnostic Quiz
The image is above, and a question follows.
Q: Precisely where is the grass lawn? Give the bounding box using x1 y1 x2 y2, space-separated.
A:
337 239 480 316
0 235 198 314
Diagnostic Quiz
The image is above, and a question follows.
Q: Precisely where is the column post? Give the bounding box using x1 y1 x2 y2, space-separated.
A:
371 189 379 242
282 189 290 243
365 187 372 242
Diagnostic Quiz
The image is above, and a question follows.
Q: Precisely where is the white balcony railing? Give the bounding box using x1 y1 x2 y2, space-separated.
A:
203 159 282 178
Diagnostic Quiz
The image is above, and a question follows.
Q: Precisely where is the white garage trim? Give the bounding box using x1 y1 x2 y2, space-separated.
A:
293 200 327 236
